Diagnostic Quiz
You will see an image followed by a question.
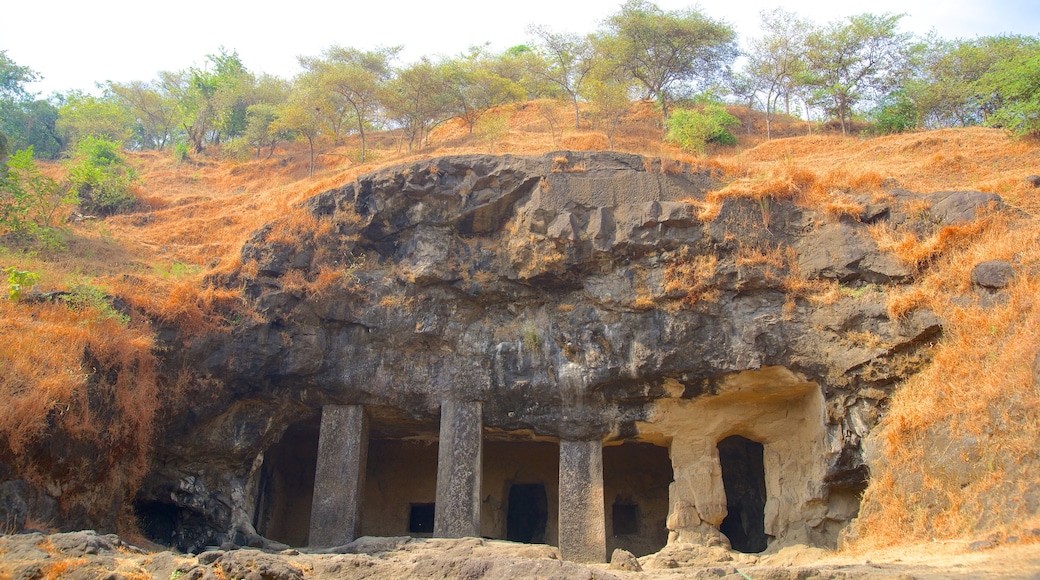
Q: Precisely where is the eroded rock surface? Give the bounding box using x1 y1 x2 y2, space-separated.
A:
30 152 1016 555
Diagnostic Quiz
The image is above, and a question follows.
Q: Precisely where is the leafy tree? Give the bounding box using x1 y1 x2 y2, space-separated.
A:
169 48 256 153
600 0 738 128
65 136 138 215
0 52 63 158
526 26 597 129
107 80 182 150
746 9 809 138
299 46 399 162
801 13 912 135
56 90 135 146
584 68 637 150
382 58 453 152
442 47 526 134
2 98 64 159
905 35 1040 129
275 72 334 176
978 42 1040 136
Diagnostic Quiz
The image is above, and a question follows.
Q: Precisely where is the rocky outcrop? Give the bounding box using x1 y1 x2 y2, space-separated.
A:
119 152 1012 554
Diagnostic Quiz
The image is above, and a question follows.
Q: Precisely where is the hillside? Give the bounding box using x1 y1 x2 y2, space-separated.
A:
2 102 1040 576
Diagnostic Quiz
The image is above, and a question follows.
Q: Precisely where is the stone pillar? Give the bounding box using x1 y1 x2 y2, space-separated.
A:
558 439 606 563
308 405 368 547
434 400 483 538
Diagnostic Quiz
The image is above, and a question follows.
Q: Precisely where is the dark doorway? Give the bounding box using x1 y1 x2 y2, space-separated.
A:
409 503 435 534
717 435 768 553
506 483 548 543
254 419 320 547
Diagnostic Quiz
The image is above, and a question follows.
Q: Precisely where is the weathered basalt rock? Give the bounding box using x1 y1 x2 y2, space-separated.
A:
128 152 1016 556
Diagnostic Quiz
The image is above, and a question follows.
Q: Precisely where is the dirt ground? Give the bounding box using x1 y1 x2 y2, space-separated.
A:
2 531 1040 579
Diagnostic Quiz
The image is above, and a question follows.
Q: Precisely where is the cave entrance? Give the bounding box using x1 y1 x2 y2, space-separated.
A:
717 435 768 553
254 418 321 547
603 441 673 557
506 483 549 543
482 439 559 545
361 438 439 537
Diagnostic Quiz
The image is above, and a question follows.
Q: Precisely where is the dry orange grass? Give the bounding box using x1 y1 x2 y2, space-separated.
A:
0 297 158 525
854 211 1040 546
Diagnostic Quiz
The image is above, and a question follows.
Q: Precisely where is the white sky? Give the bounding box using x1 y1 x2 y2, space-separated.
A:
2 0 1038 97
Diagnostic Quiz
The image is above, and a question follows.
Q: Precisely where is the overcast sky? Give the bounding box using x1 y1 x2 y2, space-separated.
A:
3 0 1039 96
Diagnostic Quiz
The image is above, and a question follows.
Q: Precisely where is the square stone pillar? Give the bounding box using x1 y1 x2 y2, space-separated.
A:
559 439 606 563
434 400 483 538
308 405 368 547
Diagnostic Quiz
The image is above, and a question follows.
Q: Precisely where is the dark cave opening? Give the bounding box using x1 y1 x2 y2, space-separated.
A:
253 419 321 547
603 441 673 557
506 483 549 543
134 499 213 553
717 435 769 553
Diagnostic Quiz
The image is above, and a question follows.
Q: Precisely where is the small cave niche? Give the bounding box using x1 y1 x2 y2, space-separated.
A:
717 435 768 553
409 503 436 534
603 441 673 557
134 499 213 553
253 419 321 547
506 483 549 543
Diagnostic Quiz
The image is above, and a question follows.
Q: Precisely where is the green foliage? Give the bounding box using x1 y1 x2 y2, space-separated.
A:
601 0 738 125
61 283 129 324
665 102 740 153
978 45 1040 137
0 147 76 243
172 140 190 162
868 90 918 135
56 90 135 146
801 13 912 135
4 267 39 301
65 137 138 215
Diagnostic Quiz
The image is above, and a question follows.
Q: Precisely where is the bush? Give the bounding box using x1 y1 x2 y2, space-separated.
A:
867 91 918 135
66 136 138 215
665 103 740 154
0 147 76 244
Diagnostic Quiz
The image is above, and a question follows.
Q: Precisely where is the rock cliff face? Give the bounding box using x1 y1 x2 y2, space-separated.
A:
130 151 1004 556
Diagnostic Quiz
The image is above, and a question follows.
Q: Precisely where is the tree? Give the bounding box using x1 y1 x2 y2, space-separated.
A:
527 26 597 129
904 34 1040 129
382 58 453 152
600 0 738 128
56 90 135 146
442 47 526 134
802 13 912 135
978 41 1040 136
745 9 809 138
108 80 181 150
299 46 398 162
275 72 334 176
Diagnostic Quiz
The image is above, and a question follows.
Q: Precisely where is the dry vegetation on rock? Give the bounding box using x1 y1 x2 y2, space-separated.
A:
1 100 1039 552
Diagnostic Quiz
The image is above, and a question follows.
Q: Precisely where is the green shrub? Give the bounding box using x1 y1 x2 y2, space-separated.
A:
0 147 76 244
66 136 138 215
173 140 190 163
867 91 918 135
665 103 740 154
4 267 39 301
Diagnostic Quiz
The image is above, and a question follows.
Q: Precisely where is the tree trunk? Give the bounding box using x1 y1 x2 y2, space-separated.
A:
572 95 581 130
